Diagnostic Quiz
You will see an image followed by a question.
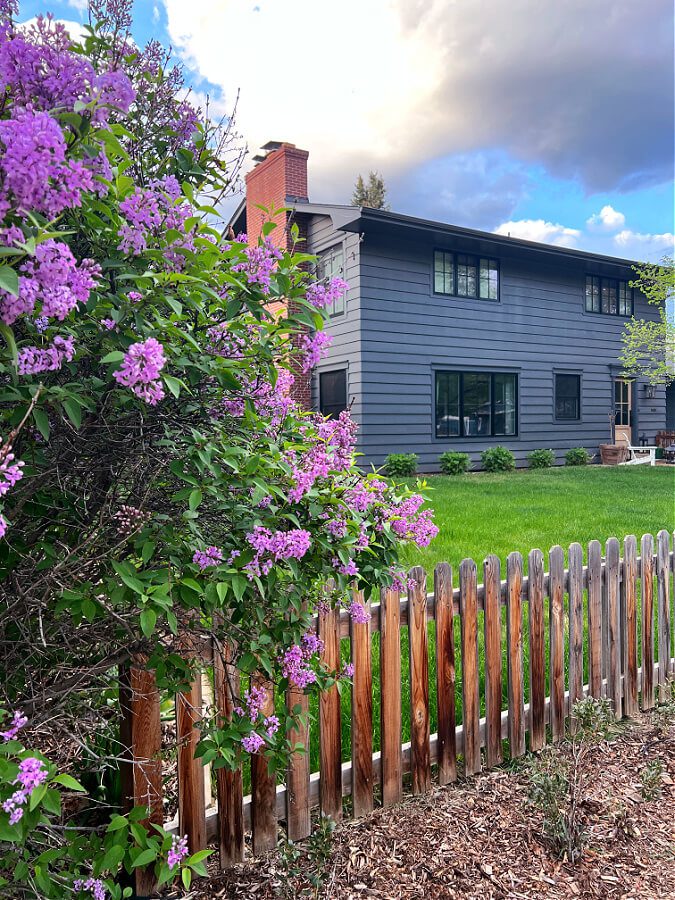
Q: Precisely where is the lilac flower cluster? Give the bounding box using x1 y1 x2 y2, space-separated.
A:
305 277 349 310
17 335 75 375
241 732 265 754
0 239 99 327
334 559 359 578
0 709 27 741
73 878 106 900
113 505 151 535
232 239 283 292
387 495 439 548
113 338 166 405
279 633 323 690
192 546 223 570
167 834 189 869
2 756 49 824
244 526 312 578
388 568 417 594
0 449 23 497
300 330 333 373
118 176 196 266
286 411 358 503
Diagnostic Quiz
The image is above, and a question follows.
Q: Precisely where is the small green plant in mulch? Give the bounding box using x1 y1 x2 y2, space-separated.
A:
565 446 591 466
481 445 515 472
651 678 675 733
384 452 418 477
276 815 336 898
528 448 555 469
439 450 471 475
639 759 665 801
527 696 616 864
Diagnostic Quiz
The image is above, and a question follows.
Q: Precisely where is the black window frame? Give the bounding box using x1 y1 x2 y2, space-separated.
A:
316 244 346 316
554 373 581 422
585 275 633 317
433 249 500 302
319 368 347 418
434 370 518 439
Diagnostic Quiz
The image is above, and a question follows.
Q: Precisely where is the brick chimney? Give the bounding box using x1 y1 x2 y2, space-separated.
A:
245 141 311 409
245 141 309 249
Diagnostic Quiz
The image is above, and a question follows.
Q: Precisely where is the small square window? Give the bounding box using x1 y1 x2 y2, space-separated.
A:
555 374 581 421
317 245 345 315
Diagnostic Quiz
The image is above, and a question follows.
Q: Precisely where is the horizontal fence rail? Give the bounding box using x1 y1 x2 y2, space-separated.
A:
122 531 675 891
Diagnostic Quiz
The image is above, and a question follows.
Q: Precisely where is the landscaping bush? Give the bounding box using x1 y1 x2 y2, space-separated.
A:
439 451 471 475
565 447 592 466
384 453 418 477
528 448 555 469
481 446 516 472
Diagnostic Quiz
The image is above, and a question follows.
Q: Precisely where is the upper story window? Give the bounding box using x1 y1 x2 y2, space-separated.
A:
316 245 345 316
585 275 633 317
433 251 499 301
435 370 517 439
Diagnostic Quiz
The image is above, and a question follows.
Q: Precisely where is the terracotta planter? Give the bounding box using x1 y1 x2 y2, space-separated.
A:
599 443 628 465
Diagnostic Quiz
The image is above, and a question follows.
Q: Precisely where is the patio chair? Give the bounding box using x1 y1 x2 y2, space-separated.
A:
619 442 657 466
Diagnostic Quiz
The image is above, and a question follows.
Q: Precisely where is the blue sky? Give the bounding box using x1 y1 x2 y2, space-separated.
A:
18 0 675 261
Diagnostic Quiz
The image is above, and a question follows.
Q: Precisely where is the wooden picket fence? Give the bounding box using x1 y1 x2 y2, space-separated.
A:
121 531 675 895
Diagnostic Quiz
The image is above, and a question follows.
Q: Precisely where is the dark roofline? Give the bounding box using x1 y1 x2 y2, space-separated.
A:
338 206 644 271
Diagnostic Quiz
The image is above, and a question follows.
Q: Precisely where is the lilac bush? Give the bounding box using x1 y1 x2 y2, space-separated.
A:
0 0 436 895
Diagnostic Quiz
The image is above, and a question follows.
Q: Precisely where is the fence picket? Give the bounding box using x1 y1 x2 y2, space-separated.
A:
409 567 431 794
641 534 655 711
623 536 639 718
177 674 207 853
587 540 603 698
568 543 584 731
483 555 503 767
351 590 373 817
528 549 546 751
286 683 310 840
459 559 481 775
212 639 244 866
250 676 277 854
657 530 671 702
506 552 525 758
318 606 342 821
605 538 622 719
549 546 565 741
380 586 403 805
435 563 457 784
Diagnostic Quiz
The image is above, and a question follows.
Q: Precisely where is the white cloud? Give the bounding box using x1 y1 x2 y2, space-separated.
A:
612 230 675 261
586 204 625 232
66 0 88 12
19 16 87 42
494 219 581 248
152 5 160 23
160 0 673 196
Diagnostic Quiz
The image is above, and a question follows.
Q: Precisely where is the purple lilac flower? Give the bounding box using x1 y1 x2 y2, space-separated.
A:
348 601 369 624
167 834 189 870
113 505 151 535
333 558 359 578
100 318 116 330
241 732 265 754
33 315 48 333
232 239 282 292
0 450 24 497
73 878 106 900
301 330 333 372
386 495 438 548
2 756 48 823
244 526 311 578
0 515 6 539
242 685 267 722
127 291 142 303
0 710 27 741
113 338 166 405
17 335 75 375
305 277 349 310
341 663 355 679
192 546 223 571
264 715 280 737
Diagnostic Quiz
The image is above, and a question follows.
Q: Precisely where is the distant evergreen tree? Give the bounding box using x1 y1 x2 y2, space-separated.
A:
351 171 389 209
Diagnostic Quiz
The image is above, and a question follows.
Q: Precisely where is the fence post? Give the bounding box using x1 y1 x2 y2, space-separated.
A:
435 563 457 784
351 588 373 817
459 559 481 775
408 566 431 794
506 552 525 758
250 675 277 854
212 637 244 867
528 549 546 751
176 672 206 853
549 546 565 741
623 536 639 718
656 530 671 702
483 555 502 767
286 605 311 842
605 538 622 719
587 540 603 698
119 662 162 899
641 534 655 711
568 543 584 731
318 605 342 822
380 586 403 804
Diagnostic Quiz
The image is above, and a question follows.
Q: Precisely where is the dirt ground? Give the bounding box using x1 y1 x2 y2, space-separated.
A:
192 711 675 900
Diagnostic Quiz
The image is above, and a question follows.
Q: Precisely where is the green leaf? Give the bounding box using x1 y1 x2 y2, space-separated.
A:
107 815 129 832
181 867 192 890
0 266 19 296
52 773 86 792
163 374 182 398
32 408 50 441
140 608 157 638
188 489 202 511
63 398 82 429
100 843 126 873
0 324 18 369
131 848 157 868
100 350 125 364
29 783 47 810
141 541 156 564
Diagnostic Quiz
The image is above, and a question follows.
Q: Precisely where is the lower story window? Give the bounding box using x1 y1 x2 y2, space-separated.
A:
319 369 347 418
435 371 517 438
555 373 581 421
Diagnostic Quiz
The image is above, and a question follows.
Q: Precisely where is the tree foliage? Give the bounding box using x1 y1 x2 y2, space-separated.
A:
351 171 389 209
620 256 675 384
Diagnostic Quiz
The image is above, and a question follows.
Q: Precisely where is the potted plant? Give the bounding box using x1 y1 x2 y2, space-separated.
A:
599 411 628 465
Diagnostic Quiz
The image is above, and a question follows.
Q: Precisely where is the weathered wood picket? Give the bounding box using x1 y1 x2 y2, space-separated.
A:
122 531 675 894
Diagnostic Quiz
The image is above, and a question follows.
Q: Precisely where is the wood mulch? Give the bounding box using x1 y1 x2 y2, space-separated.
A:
191 711 675 900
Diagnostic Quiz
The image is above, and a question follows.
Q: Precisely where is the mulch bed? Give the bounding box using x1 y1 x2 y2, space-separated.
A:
191 711 675 900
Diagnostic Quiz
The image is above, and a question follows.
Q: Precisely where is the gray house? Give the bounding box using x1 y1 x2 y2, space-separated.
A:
233 142 668 471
